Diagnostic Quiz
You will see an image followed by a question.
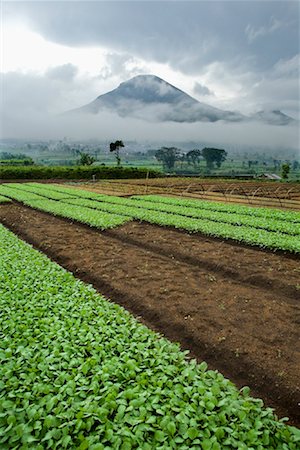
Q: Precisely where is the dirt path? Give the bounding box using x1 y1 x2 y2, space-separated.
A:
1 203 299 426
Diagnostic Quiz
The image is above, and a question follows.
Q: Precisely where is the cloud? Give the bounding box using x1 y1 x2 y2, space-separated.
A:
1 1 299 145
193 82 215 97
46 64 78 82
98 52 146 80
5 1 298 73
245 16 286 43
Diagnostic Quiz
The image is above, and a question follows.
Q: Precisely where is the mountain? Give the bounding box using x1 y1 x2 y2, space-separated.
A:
68 74 295 125
250 110 296 126
69 74 244 123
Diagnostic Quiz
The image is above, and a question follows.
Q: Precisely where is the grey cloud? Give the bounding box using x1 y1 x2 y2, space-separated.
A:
99 52 146 80
1 68 103 117
245 16 286 43
46 64 78 82
5 2 298 73
193 82 215 97
2 1 299 143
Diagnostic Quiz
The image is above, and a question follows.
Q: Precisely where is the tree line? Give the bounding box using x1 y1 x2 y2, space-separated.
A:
155 147 227 171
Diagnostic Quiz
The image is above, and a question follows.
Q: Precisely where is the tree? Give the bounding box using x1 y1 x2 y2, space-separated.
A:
202 148 227 169
186 149 201 168
281 163 290 179
110 140 125 166
155 147 180 171
78 152 96 166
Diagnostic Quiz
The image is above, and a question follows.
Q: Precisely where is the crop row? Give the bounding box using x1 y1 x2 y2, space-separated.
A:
60 197 300 253
8 183 300 236
132 195 300 224
1 183 299 252
0 195 11 203
27 183 110 201
0 223 299 449
23 183 300 235
6 183 79 201
0 186 130 230
73 195 299 236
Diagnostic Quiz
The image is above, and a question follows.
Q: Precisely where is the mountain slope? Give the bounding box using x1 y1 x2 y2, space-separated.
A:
250 110 297 126
70 74 244 123
68 74 295 125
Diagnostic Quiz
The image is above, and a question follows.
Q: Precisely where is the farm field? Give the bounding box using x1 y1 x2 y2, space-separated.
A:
0 182 299 252
0 181 299 447
6 224 300 449
68 178 300 210
0 185 299 419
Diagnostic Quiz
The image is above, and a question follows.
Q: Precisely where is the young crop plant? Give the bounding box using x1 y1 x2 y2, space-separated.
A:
0 195 11 203
0 224 299 449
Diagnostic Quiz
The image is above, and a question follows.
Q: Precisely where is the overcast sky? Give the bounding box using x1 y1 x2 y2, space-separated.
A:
1 0 299 148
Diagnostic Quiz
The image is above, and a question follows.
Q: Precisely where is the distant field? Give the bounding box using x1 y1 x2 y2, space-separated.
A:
55 178 300 211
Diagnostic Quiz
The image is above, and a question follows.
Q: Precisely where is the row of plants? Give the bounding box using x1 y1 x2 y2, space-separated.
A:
0 165 161 180
0 195 10 203
1 183 300 252
0 186 130 230
26 183 300 235
6 183 79 201
27 183 110 201
132 195 300 224
58 197 299 253
12 183 300 235
0 223 299 449
76 195 299 236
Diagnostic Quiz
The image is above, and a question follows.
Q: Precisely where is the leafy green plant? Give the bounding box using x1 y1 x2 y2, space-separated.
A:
0 224 299 449
0 194 11 203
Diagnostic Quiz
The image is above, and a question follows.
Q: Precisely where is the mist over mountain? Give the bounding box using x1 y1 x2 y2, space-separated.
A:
69 75 245 123
69 74 295 126
250 110 296 126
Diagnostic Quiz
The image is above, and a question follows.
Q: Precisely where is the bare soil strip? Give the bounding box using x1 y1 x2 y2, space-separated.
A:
1 203 299 426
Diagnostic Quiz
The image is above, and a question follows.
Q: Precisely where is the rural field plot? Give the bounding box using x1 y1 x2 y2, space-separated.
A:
0 223 300 449
0 182 300 433
0 182 299 252
54 178 300 210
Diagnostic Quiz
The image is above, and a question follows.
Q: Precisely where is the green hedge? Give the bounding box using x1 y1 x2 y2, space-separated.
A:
0 165 161 180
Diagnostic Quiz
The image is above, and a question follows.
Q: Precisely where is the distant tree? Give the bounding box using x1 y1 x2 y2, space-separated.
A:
202 148 227 169
23 157 34 166
281 163 290 179
186 149 201 168
110 140 125 166
155 147 181 171
292 160 299 171
78 152 96 166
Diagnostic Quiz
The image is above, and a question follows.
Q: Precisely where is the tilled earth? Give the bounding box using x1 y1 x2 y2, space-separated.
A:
1 202 299 426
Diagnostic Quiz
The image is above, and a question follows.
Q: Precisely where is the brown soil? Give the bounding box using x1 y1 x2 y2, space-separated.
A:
1 202 299 426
